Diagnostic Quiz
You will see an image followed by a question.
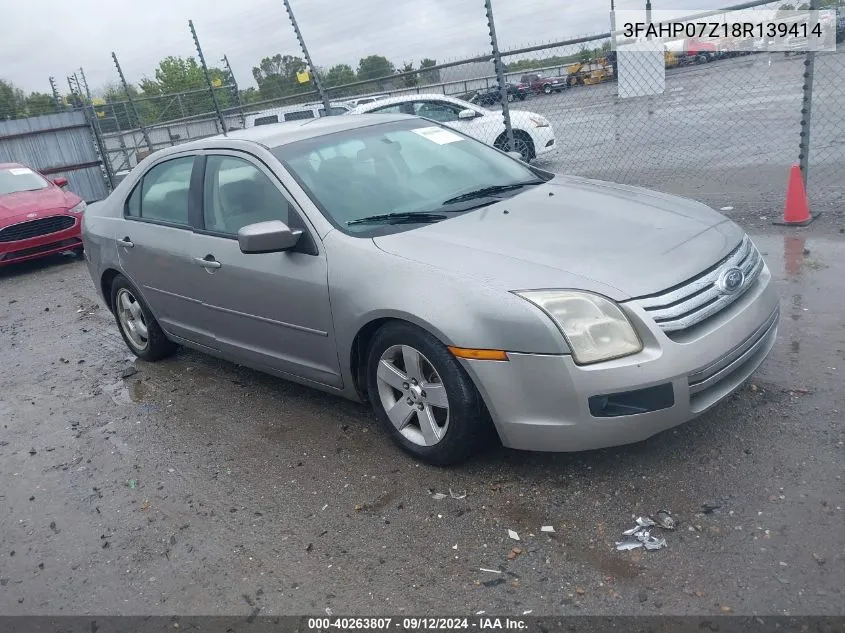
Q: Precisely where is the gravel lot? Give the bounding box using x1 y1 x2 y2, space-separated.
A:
1 220 843 617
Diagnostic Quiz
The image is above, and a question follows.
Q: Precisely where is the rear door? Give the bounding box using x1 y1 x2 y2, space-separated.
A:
118 154 216 349
187 151 342 388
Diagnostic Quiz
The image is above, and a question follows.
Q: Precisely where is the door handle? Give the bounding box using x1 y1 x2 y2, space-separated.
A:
117 237 134 248
194 256 222 269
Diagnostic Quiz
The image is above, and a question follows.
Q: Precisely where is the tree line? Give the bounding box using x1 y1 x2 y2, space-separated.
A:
0 53 440 125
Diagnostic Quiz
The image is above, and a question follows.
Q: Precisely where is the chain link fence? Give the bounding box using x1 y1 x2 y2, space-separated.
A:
4 0 844 214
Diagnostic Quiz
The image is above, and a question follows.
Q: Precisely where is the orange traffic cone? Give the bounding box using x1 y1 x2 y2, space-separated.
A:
773 164 818 226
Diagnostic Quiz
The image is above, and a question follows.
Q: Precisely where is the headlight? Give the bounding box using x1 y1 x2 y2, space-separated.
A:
68 201 87 214
528 116 550 128
514 290 642 365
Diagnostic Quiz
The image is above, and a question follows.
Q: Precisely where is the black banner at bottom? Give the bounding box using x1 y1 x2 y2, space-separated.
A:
0 616 842 633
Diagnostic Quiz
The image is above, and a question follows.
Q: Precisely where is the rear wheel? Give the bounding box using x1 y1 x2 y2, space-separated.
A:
110 274 177 362
365 322 492 465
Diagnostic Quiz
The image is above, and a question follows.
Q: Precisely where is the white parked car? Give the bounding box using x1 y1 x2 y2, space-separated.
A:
346 94 556 163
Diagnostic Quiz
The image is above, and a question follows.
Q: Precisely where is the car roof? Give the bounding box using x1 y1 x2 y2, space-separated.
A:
350 93 472 113
181 112 421 150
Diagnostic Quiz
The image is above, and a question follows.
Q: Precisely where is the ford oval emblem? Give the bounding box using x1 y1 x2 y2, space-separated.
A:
716 266 745 295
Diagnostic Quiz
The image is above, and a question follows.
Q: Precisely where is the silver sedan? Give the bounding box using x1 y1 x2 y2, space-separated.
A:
82 114 779 464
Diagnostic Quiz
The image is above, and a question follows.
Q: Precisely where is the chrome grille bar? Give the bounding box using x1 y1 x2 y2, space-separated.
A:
629 236 764 333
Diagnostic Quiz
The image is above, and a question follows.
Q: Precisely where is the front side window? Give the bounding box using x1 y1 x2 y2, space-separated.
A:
412 101 464 122
369 103 410 115
272 119 542 233
0 167 49 196
129 156 195 225
202 155 292 236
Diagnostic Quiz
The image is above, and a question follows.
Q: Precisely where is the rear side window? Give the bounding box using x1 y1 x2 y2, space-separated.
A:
125 156 195 225
284 110 314 121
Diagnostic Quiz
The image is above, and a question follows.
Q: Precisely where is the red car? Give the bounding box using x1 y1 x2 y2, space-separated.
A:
0 162 86 266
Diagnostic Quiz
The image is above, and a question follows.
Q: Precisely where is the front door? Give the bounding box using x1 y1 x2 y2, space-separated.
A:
118 154 216 349
188 152 342 388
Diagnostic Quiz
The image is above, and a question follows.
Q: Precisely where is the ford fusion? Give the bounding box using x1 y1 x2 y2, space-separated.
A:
81 114 779 464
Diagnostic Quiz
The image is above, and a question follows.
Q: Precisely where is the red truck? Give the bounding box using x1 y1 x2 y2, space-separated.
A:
519 72 569 95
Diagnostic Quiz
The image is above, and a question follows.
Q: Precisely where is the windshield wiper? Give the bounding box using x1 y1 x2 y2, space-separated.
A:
347 212 448 226
441 181 544 205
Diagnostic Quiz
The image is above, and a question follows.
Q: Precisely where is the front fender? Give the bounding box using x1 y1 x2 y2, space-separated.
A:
325 232 570 392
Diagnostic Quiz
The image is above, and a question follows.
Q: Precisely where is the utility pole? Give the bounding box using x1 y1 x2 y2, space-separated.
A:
189 19 228 134
281 0 332 113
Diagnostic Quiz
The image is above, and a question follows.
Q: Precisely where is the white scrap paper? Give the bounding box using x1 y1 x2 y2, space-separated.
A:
507 529 520 541
411 126 464 145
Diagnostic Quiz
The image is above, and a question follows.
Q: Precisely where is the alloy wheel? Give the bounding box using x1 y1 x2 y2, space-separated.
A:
115 288 149 351
375 344 450 447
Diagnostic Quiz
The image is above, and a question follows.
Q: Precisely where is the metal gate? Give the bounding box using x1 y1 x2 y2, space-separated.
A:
0 110 110 203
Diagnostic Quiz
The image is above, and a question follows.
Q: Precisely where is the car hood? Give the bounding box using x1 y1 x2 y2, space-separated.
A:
0 187 78 222
372 175 745 300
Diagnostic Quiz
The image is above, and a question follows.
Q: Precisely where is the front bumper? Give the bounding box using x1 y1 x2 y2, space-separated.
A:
0 216 82 266
531 126 556 156
460 265 779 452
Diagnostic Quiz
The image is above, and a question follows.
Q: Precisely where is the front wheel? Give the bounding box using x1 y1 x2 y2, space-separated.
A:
542 84 552 94
366 322 492 465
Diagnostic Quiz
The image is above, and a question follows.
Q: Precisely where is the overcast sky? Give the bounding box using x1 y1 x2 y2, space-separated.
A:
2 0 710 94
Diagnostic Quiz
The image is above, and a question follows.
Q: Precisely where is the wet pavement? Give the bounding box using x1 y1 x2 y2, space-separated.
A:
0 225 843 616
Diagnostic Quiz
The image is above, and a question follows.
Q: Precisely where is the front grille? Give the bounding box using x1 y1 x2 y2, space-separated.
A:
0 238 82 261
629 235 764 334
0 215 76 243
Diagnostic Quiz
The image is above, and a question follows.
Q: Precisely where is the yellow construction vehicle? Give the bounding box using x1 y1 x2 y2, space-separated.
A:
564 59 614 87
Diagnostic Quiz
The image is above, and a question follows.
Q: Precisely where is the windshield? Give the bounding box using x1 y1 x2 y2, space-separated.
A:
271 118 545 233
0 167 50 196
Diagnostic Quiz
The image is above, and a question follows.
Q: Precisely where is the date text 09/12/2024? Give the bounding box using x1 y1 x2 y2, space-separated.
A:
307 617 528 630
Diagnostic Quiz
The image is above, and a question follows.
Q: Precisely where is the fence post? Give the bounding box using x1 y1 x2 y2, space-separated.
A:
222 54 246 128
189 20 228 135
112 52 154 153
484 0 516 154
798 1 817 190
67 77 114 193
49 77 61 110
281 0 332 113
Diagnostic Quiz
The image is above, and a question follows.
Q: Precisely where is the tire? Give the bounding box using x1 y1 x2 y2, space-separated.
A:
365 321 493 466
109 273 177 362
542 84 552 94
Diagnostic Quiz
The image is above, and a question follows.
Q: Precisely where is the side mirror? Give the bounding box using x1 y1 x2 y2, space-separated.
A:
458 109 477 120
506 151 524 161
237 220 302 254
53 177 69 188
